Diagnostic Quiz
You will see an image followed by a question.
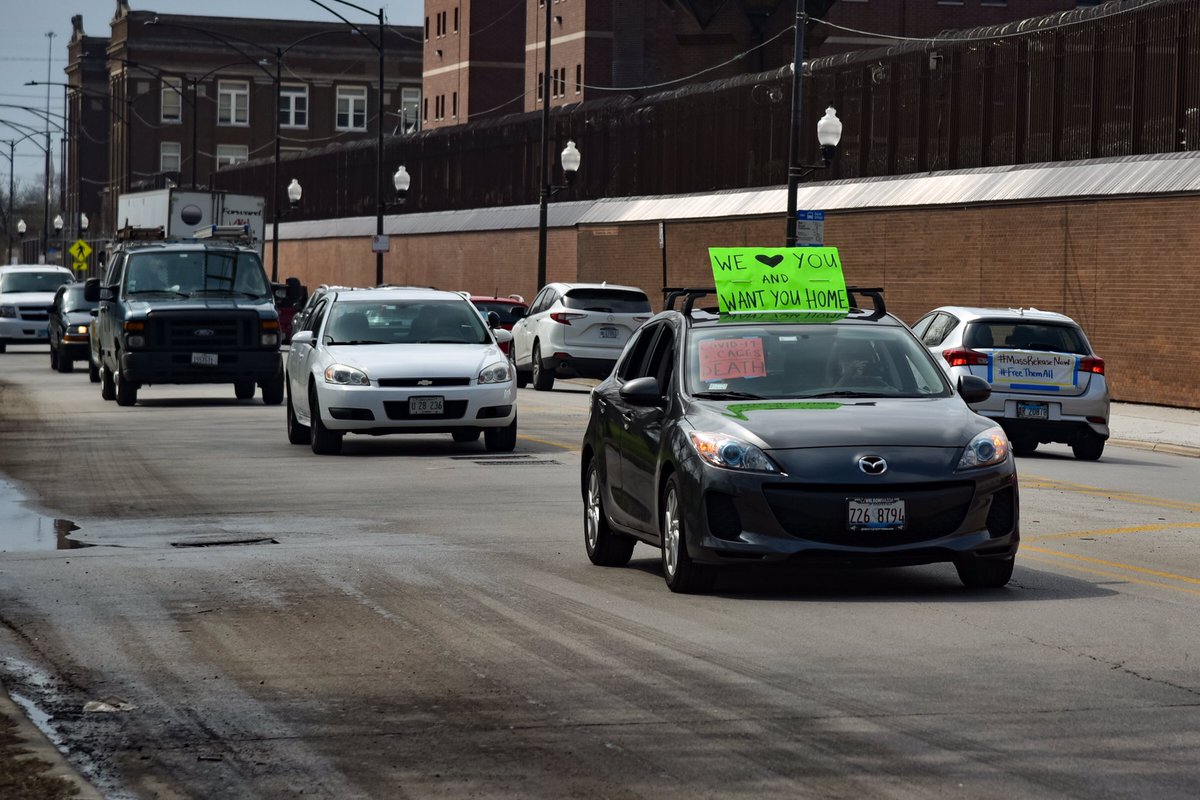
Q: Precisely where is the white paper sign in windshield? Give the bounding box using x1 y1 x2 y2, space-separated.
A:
989 351 1079 390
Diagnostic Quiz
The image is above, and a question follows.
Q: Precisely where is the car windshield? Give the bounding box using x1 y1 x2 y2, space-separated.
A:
1 271 71 294
63 285 97 313
472 300 526 325
124 251 270 298
325 299 490 345
563 288 651 314
965 321 1089 354
686 324 951 399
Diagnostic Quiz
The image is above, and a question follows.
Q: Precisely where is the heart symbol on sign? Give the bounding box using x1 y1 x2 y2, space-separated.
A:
755 254 784 268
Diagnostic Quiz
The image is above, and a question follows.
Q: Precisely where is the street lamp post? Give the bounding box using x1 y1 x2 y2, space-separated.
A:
536 141 581 291
53 213 63 265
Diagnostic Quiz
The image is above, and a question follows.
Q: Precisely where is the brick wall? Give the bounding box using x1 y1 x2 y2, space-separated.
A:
277 194 1200 408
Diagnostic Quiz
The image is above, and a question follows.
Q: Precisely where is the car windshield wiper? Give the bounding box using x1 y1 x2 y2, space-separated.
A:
802 390 891 398
332 340 388 345
189 288 263 299
690 390 765 400
127 289 188 298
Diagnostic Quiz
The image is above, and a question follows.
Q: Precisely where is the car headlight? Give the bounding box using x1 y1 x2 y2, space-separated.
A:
261 332 280 347
0 306 16 318
478 360 512 384
324 364 370 386
125 334 145 348
75 325 90 335
958 426 1010 469
687 431 779 473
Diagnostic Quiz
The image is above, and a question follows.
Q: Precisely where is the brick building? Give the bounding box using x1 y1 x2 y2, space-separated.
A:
65 0 422 235
422 1 524 129
64 15 111 242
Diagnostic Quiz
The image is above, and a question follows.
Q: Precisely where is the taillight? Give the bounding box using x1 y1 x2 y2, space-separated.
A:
1079 356 1105 375
942 348 989 367
550 312 585 325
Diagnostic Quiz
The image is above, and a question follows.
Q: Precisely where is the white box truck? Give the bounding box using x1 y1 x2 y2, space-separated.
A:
116 189 266 256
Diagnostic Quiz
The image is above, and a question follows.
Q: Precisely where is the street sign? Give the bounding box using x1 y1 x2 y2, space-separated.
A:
72 258 88 273
795 210 825 246
371 235 391 253
69 239 93 261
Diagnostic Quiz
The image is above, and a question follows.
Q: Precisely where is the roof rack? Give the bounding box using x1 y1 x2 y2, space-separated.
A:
663 286 887 320
192 224 255 244
114 224 165 241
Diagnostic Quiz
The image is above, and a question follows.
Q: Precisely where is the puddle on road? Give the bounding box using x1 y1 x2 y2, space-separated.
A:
0 477 92 552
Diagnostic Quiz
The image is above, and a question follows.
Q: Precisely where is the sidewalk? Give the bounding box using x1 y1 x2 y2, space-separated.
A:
1109 402 1200 457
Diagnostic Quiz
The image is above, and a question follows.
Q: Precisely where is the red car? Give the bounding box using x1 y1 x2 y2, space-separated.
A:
470 295 527 355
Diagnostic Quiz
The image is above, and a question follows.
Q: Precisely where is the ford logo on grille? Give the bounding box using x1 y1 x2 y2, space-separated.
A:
194 329 215 337
858 456 888 475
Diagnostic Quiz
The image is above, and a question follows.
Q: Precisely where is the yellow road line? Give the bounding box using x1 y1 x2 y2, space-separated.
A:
519 434 579 451
1027 522 1200 542
1024 545 1200 587
1022 475 1200 513
1021 553 1200 599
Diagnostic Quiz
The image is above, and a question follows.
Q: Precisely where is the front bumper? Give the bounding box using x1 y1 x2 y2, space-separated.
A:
59 338 90 361
0 317 49 343
315 380 517 433
675 448 1019 567
121 350 282 385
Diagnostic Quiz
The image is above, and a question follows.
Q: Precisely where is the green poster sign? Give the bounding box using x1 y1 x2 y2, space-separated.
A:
708 247 849 320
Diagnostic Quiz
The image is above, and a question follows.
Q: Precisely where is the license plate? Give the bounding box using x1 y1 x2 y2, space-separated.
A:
848 498 906 531
599 326 619 339
1016 401 1049 420
409 395 444 415
191 352 218 366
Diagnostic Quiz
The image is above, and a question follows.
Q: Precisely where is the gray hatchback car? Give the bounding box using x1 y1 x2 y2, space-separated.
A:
912 306 1109 460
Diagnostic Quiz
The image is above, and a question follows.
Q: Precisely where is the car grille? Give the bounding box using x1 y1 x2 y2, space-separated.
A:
986 487 1016 537
377 377 471 387
762 482 976 546
18 305 52 322
148 314 255 350
383 400 468 420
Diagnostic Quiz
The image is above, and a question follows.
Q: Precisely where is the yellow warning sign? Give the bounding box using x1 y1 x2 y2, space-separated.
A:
68 239 93 261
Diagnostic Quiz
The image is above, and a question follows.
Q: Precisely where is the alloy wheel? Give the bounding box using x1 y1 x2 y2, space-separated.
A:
662 485 680 578
585 467 602 552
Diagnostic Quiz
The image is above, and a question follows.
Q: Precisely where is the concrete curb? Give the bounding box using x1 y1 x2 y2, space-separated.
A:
0 684 103 800
1109 438 1200 459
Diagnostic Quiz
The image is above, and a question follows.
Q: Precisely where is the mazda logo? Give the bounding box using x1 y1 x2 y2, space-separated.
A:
194 329 215 337
858 456 888 475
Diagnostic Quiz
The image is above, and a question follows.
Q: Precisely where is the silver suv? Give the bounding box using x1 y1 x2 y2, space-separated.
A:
913 306 1109 460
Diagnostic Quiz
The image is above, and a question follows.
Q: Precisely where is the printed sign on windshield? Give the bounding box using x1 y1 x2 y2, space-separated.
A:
989 351 1079 389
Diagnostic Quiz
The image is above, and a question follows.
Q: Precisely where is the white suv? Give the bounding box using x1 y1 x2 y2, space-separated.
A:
0 265 74 352
510 282 651 390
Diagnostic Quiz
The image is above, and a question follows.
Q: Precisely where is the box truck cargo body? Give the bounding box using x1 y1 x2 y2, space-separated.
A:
116 190 266 255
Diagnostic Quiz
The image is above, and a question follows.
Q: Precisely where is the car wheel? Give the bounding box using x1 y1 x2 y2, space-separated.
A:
516 369 530 389
58 352 74 373
1071 432 1105 461
1011 435 1038 456
955 556 1015 589
286 389 309 445
49 344 58 370
661 475 715 594
88 352 100 383
484 414 518 452
309 385 343 455
531 343 554 391
100 364 116 401
452 429 481 443
584 459 635 567
234 380 255 399
260 366 285 406
115 367 138 407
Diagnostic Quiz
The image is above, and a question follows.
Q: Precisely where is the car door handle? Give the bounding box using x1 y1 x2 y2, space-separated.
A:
621 411 634 428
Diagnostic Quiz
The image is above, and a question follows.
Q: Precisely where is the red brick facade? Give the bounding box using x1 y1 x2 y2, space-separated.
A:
423 1 524 129
278 194 1200 409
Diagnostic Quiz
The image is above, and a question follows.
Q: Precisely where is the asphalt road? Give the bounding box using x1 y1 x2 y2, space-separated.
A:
1 345 1198 799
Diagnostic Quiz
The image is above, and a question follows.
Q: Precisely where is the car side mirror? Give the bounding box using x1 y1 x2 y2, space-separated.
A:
84 278 100 303
958 375 991 405
620 376 665 407
493 329 513 346
487 310 501 329
89 308 98 317
290 330 314 347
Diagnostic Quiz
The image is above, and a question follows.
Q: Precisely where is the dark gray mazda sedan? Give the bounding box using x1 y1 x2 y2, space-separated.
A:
581 289 1019 593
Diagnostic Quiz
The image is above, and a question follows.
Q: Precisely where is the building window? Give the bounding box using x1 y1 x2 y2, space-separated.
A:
400 87 421 132
537 72 543 103
217 80 249 126
575 64 582 94
160 142 181 172
161 77 182 123
336 86 368 130
279 84 309 128
452 91 458 118
215 144 248 169
424 16 429 40
453 7 459 32
423 97 428 122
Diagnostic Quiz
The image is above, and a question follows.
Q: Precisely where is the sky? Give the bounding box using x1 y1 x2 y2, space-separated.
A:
0 0 423 189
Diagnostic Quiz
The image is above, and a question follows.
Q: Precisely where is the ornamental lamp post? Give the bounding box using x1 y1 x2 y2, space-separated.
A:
80 212 89 232
535 140 582 290
53 213 63 266
392 165 410 204
816 106 843 167
287 178 303 211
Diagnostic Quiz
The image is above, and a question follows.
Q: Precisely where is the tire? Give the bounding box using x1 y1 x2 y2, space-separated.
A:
955 557 1015 589
515 369 529 389
115 367 138 407
260 366 285 406
286 390 309 445
583 459 635 567
235 380 256 400
484 414 518 452
309 386 343 455
661 475 716 594
531 343 554 391
0 343 7 353
58 353 74 373
1011 435 1038 456
100 364 116 401
49 344 58 370
88 353 100 383
452 429 481 443
1071 432 1105 461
